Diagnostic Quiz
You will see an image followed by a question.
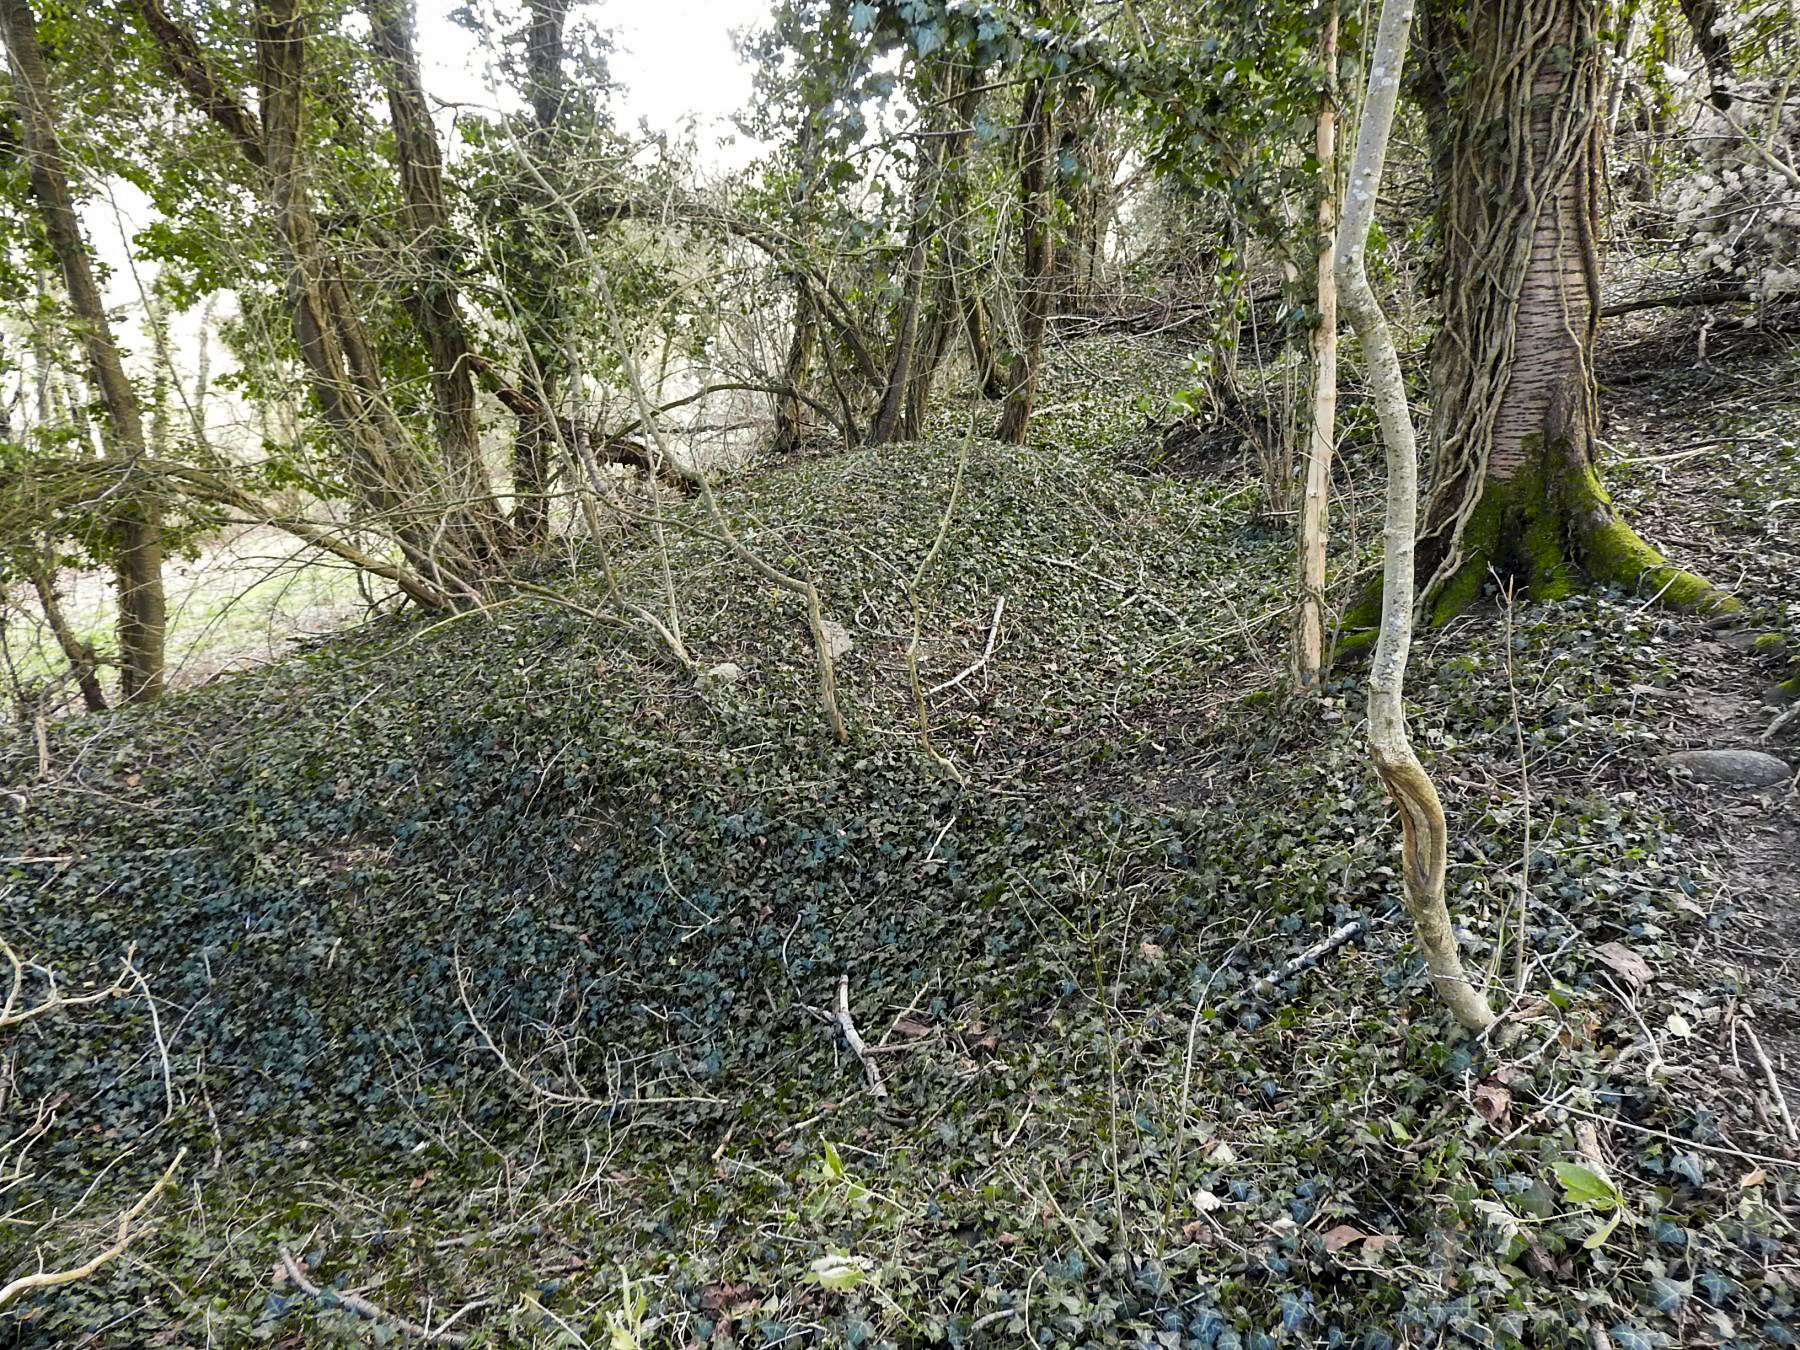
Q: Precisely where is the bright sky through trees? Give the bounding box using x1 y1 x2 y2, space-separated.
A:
416 0 770 163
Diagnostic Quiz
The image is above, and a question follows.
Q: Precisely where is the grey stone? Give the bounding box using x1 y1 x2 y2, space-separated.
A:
701 662 745 686
1662 748 1793 787
821 619 854 661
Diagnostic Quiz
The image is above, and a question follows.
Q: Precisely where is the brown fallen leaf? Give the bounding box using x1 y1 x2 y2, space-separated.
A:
702 1282 750 1312
1473 1081 1512 1127
892 1017 934 1039
1322 1224 1366 1253
1323 1225 1398 1256
1593 941 1652 988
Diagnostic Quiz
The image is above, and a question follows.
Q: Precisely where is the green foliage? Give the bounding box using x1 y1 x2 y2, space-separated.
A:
3 333 1792 1348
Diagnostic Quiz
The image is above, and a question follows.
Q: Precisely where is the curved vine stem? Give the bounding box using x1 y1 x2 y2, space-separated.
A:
1335 0 1494 1033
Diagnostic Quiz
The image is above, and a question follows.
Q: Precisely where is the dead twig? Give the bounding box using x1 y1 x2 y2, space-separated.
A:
1745 1021 1799 1144
277 1246 482 1346
925 595 1008 698
1251 919 1365 997
834 974 888 1099
0 1147 185 1311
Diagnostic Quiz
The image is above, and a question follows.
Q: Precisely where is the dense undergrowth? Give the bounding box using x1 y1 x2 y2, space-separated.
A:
2 335 1796 1348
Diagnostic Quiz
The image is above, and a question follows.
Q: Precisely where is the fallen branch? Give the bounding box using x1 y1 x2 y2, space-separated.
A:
835 974 888 1099
926 595 1007 698
277 1246 479 1346
0 1147 186 1311
1745 1021 1798 1144
1251 920 1365 997
1 934 133 1027
1763 701 1800 743
1599 283 1751 318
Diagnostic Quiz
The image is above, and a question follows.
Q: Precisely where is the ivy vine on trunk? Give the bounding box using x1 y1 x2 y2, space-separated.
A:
1415 0 1734 621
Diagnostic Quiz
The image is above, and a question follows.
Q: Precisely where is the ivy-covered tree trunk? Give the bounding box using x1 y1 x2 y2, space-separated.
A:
772 287 818 454
1676 0 1734 110
1417 0 1733 621
365 0 511 562
1050 80 1110 315
2 0 166 702
997 73 1055 445
507 0 575 547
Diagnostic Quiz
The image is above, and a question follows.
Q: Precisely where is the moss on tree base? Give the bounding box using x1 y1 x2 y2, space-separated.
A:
1333 443 1737 657
1429 446 1737 625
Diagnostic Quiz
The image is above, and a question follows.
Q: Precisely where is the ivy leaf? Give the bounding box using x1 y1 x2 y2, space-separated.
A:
849 3 878 34
1554 1161 1622 1211
1582 1209 1622 1250
810 1253 871 1291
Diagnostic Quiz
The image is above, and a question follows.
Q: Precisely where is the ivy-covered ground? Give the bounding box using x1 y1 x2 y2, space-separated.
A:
2 322 1797 1349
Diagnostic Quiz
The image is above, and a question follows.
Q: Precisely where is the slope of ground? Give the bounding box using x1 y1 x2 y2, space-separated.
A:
1 328 1795 1349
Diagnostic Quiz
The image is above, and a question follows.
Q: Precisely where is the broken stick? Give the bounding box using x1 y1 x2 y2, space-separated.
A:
835 974 888 1099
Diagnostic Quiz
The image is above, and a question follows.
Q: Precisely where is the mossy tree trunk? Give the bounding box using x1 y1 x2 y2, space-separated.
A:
1417 0 1733 623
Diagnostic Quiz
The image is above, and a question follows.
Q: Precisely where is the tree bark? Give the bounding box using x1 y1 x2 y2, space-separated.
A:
506 0 574 547
365 0 510 561
997 73 1055 445
2 0 166 702
29 566 108 712
1293 6 1339 692
1337 0 1494 1033
1050 81 1110 315
772 288 818 453
1418 0 1733 621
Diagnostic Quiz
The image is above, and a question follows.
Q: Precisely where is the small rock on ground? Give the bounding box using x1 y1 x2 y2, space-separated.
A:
1661 747 1793 787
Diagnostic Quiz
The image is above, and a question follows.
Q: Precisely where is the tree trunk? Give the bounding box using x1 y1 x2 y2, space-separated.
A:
507 0 574 547
997 74 1055 445
1050 81 1109 315
906 273 956 435
872 65 982 445
131 0 496 600
255 0 474 595
870 78 947 446
1293 7 1339 692
938 80 1003 399
29 567 108 712
1677 0 1734 110
871 201 931 445
1338 0 1494 1033
2 0 166 702
1417 0 1733 621
365 0 510 562
772 287 818 453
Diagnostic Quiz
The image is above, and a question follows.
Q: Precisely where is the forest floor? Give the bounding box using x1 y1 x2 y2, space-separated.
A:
1 310 1797 1350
